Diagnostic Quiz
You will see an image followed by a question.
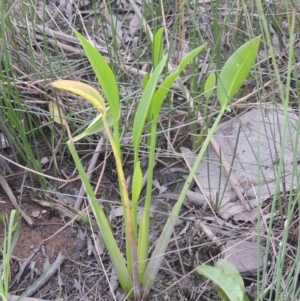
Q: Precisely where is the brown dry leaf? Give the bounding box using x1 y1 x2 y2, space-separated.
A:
109 206 123 222
94 231 105 255
49 101 68 128
129 13 141 36
65 0 73 24
181 104 300 221
225 239 265 274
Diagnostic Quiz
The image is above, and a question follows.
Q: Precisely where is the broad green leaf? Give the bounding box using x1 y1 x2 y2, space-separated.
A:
197 265 244 301
52 80 106 116
215 259 245 292
74 31 120 121
152 44 206 116
142 73 150 89
204 71 216 101
217 288 250 301
132 54 168 155
217 35 261 108
72 108 114 142
153 28 164 68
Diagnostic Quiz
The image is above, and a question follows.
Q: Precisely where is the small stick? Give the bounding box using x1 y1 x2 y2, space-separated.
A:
195 220 226 252
14 243 42 283
25 253 65 297
8 294 63 301
0 175 34 226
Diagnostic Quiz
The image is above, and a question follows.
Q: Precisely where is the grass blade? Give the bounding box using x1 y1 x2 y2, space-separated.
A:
0 210 21 299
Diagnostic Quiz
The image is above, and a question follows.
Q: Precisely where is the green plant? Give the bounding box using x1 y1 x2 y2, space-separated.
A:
197 259 250 301
0 210 21 300
51 29 260 299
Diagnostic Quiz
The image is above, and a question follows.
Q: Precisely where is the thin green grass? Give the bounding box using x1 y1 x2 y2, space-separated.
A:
0 210 21 300
249 1 300 300
0 2 44 183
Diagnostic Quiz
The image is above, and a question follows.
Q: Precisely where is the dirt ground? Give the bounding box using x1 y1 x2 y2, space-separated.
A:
0 182 220 301
0 198 76 299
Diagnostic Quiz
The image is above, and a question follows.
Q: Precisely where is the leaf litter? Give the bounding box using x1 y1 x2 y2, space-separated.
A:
181 103 300 276
182 103 300 221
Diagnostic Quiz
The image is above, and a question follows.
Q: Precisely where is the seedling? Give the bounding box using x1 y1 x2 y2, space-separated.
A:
51 30 260 299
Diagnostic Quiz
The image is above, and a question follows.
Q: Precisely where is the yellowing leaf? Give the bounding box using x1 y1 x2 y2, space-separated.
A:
51 80 107 116
48 101 68 128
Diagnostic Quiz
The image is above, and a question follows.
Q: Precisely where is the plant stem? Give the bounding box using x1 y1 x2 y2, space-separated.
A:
138 116 158 277
67 141 133 294
142 107 226 295
102 117 141 300
113 119 132 271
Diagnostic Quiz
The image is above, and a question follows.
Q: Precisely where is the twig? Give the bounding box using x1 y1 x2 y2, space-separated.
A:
194 220 226 252
8 294 63 301
0 175 34 227
25 253 65 297
0 154 69 183
14 243 43 283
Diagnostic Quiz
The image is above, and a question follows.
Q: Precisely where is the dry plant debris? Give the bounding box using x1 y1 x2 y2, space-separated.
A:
182 104 300 221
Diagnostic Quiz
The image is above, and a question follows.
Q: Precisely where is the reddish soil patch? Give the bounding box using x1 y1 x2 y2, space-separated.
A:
0 198 76 297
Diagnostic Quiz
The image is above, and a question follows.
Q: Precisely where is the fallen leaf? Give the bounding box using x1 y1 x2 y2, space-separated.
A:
181 104 300 220
49 101 68 128
129 13 141 36
225 239 265 274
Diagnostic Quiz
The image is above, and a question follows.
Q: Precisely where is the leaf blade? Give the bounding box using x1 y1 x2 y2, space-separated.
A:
132 54 168 155
204 71 216 101
72 108 114 142
152 44 206 116
217 35 261 108
197 265 244 301
52 80 106 115
74 31 120 121
152 28 164 68
48 101 68 128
